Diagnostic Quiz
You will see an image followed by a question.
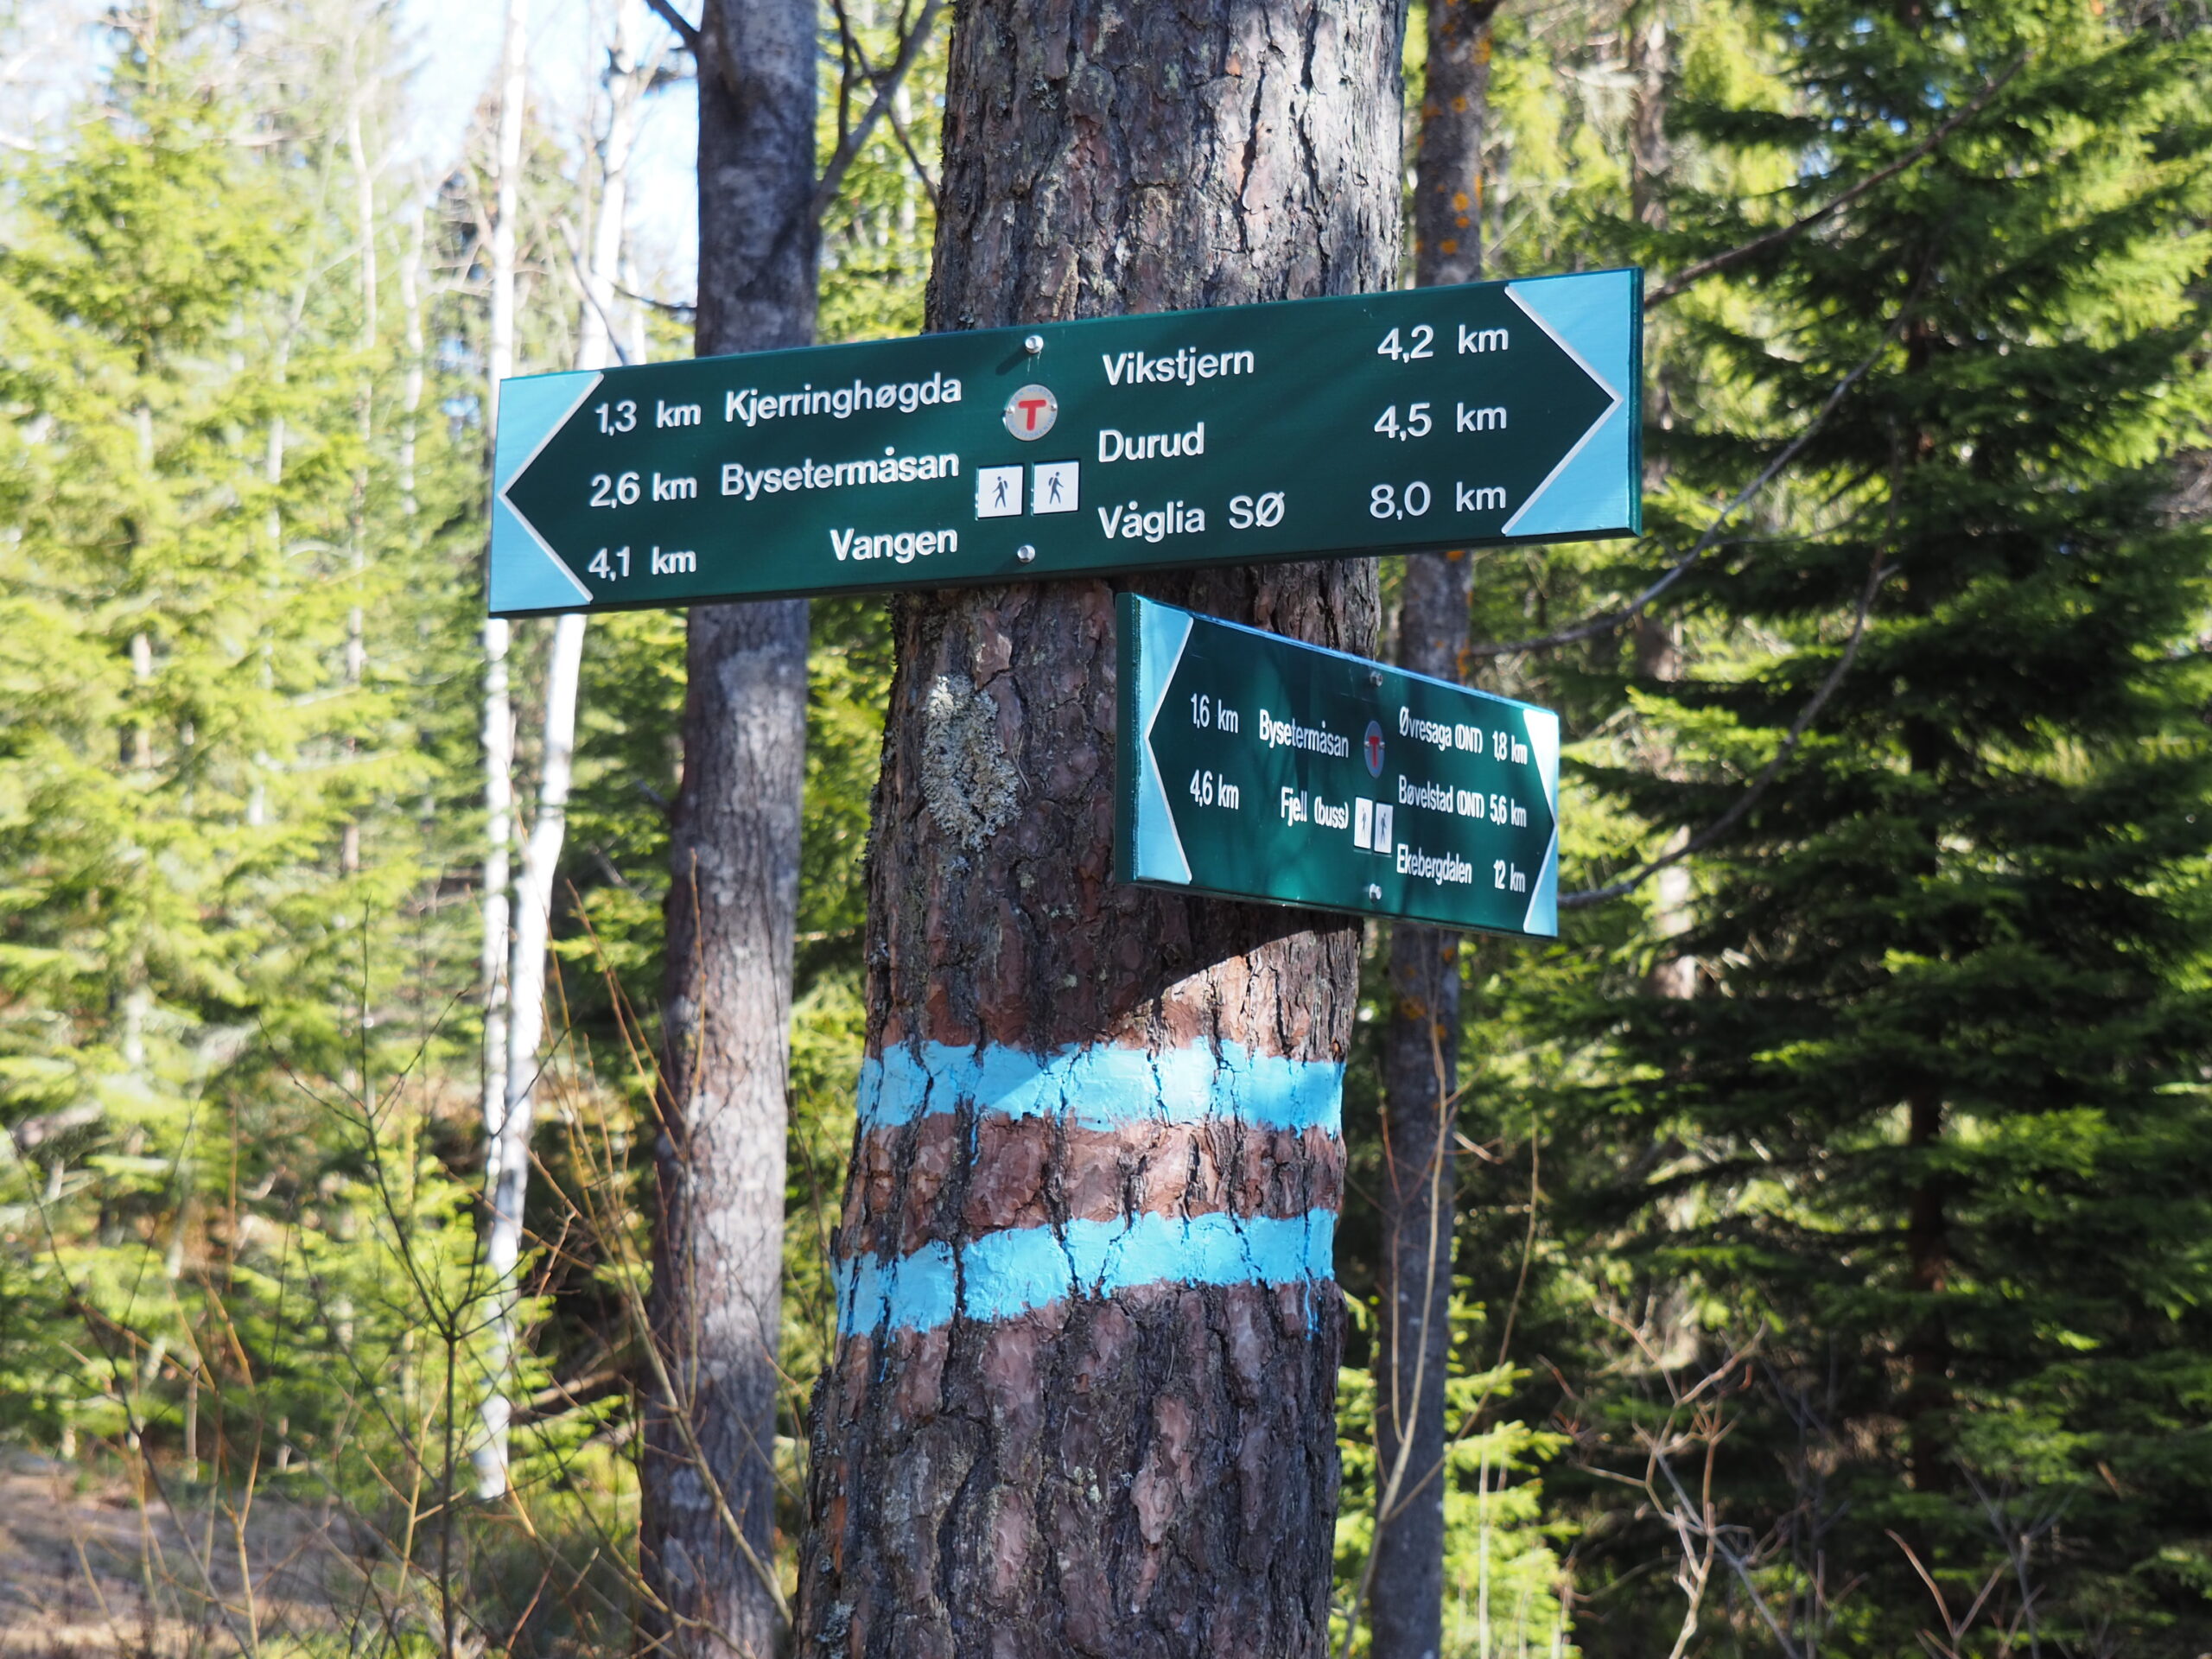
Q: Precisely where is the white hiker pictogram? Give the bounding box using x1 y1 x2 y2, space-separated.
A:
976 465 1024 518
1031 460 1079 514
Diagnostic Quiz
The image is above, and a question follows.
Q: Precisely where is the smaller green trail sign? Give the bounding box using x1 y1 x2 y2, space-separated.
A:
1116 594 1560 936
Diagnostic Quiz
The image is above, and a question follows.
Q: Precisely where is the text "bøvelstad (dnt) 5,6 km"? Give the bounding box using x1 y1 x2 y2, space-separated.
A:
487 269 1642 615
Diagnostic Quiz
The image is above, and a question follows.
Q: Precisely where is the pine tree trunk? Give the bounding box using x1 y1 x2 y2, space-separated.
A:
639 0 817 1651
1411 0 1497 291
1370 10 1494 1656
1625 1 1669 228
1371 563 1471 1659
1633 619 1697 999
1904 1087 1951 1489
798 6 1404 1656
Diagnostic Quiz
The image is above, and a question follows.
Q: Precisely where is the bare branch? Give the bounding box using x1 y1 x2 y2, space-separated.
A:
641 0 700 51
1652 1448 1806 1659
812 0 945 217
556 219 636 365
1647 54 2027 306
10 1101 103 1150
1560 546 1891 908
1468 308 1908 664
883 92 942 207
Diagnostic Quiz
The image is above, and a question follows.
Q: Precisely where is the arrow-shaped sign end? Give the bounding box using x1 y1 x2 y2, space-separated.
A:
490 371 601 616
1500 271 1641 540
1132 599 1195 886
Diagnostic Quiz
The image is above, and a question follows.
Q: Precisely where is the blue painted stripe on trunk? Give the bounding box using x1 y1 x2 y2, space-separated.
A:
836 1210 1337 1336
855 1040 1345 1137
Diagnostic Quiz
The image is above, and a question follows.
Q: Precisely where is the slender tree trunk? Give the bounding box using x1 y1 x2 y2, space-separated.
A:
1371 585 1467 1659
400 200 424 523
342 53 376 879
1370 10 1496 1657
475 609 587 1497
1625 1 1669 228
1903 718 1950 1491
473 0 528 1493
578 1 659 373
1624 8 1688 1001
1634 619 1697 999
1412 0 1497 290
480 0 528 1217
1904 1093 1951 1494
798 7 1404 1656
475 0 656 1503
638 0 816 1651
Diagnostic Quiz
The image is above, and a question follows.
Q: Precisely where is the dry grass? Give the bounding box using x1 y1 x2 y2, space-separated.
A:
0 1457 346 1658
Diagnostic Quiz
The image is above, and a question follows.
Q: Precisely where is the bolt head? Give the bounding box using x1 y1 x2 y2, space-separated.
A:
1023 334 1045 355
1015 544 1038 563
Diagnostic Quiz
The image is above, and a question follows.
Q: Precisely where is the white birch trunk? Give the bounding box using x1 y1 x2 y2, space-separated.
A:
341 67 377 877
475 0 658 1498
472 0 530 1499
400 201 424 522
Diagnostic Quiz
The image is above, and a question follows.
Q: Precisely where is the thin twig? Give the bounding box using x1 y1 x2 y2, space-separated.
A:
1469 310 1908 663
640 0 699 51
1560 546 1891 908
1647 55 2026 306
1653 1447 1805 1659
811 0 945 217
556 219 635 366
881 92 941 207
616 280 695 320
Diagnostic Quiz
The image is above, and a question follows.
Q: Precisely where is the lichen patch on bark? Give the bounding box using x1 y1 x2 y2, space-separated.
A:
923 672 1024 849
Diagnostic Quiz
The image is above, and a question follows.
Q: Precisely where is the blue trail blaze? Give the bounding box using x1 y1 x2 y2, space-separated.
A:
855 1039 1344 1138
837 1211 1338 1336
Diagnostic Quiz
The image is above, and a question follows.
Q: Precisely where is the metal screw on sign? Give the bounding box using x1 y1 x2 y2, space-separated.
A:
1016 544 1037 563
1024 334 1045 355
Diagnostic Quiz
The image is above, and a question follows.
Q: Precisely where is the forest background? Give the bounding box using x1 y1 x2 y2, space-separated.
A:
3 0 2210 1656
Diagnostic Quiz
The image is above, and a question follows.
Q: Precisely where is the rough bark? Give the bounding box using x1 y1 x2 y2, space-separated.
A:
1634 618 1697 1000
1370 11 1495 1656
1904 1086 1951 1488
639 0 817 1651
1625 1 1669 228
798 6 1405 1657
1411 0 1498 291
1371 569 1471 1659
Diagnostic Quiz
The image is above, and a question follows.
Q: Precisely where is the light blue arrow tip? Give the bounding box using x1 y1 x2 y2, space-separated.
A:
1503 270 1638 540
490 371 601 615
1133 598 1194 884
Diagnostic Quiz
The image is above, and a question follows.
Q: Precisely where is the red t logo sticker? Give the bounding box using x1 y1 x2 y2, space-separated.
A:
1002 384 1058 440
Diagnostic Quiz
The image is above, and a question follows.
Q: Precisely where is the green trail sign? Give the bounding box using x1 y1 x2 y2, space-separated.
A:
489 270 1641 616
1116 594 1560 937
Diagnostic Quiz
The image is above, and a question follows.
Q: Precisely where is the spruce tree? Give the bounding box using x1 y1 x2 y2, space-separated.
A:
1567 6 2212 1649
0 12 480 1471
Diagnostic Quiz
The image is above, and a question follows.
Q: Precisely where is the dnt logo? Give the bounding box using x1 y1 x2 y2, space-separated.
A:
1003 384 1058 440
